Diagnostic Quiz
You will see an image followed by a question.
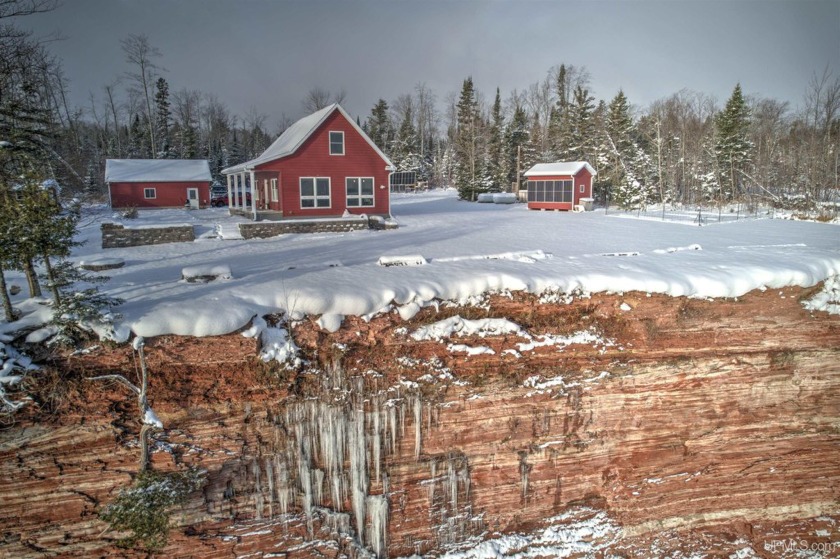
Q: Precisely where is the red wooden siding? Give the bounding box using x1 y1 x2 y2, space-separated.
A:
109 181 211 209
526 169 593 211
254 111 390 217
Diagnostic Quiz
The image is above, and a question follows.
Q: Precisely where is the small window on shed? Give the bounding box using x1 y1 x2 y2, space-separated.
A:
144 188 156 199
329 131 344 155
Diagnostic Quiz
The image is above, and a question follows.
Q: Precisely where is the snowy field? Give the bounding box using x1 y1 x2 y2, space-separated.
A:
6 188 840 340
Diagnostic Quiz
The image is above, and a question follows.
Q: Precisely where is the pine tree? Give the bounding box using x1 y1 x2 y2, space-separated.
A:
128 114 150 158
565 86 596 162
392 105 420 172
715 83 752 201
604 90 634 205
486 88 506 191
453 77 484 200
365 99 393 155
505 103 530 191
549 64 572 159
154 77 172 158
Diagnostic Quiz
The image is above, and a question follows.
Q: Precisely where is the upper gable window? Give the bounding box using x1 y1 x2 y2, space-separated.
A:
329 131 344 155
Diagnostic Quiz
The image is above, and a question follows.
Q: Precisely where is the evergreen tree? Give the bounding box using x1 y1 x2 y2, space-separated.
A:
604 90 634 205
486 88 506 191
505 103 530 191
228 129 242 167
715 83 752 201
154 77 172 158
128 114 150 158
565 85 596 162
48 260 123 344
549 64 572 159
453 77 484 200
365 99 393 155
392 105 420 172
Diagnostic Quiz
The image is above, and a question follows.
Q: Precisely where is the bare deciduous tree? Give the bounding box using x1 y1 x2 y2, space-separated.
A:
120 33 162 159
302 86 346 112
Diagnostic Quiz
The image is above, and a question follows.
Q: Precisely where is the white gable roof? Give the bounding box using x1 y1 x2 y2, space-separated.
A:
222 103 394 174
523 161 597 177
105 159 211 183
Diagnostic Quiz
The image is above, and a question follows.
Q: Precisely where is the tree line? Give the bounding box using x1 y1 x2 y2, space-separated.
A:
3 3 840 214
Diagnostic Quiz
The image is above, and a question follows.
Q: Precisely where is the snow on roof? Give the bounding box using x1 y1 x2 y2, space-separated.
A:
105 159 212 183
222 103 394 174
524 162 597 177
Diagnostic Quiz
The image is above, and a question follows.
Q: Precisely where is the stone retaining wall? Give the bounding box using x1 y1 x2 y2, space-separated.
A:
101 223 195 249
239 218 370 239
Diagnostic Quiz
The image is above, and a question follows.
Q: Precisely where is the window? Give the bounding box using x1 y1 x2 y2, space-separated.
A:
300 177 331 208
346 177 375 207
271 178 278 202
580 184 585 193
329 131 344 155
527 180 573 203
144 188 156 199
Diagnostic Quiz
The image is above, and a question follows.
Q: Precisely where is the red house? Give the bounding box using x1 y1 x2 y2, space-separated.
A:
222 103 395 220
523 162 596 211
106 159 212 209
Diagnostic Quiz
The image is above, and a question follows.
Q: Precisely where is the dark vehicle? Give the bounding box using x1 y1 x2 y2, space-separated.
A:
211 192 251 207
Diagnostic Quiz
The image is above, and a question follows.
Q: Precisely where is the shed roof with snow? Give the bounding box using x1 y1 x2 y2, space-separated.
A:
523 162 597 177
105 159 212 183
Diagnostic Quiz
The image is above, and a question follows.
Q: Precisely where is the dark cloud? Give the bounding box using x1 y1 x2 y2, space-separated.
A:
22 0 840 126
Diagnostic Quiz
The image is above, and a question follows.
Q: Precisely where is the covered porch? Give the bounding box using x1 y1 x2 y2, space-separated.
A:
223 168 279 221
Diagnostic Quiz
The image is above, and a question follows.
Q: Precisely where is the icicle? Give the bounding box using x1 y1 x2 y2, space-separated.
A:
447 456 458 513
388 404 397 455
322 508 352 539
366 494 389 559
413 395 422 460
519 452 532 503
349 409 368 542
252 458 263 520
428 459 437 505
427 401 432 433
372 395 382 484
265 457 275 519
275 456 290 519
312 468 325 506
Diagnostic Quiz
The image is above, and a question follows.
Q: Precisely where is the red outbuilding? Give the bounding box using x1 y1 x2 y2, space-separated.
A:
222 103 395 220
106 159 212 210
523 162 596 211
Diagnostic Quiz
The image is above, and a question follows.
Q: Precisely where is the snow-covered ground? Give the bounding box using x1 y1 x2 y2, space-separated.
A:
5 189 840 340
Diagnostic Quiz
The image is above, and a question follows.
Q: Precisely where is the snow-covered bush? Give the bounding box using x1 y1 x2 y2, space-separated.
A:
99 468 202 550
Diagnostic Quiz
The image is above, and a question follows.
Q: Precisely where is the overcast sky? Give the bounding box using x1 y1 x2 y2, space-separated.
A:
22 0 840 130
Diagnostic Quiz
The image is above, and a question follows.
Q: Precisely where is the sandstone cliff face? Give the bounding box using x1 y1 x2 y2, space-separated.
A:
1 287 838 558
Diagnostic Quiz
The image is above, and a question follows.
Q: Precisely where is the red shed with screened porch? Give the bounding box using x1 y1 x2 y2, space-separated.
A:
106 159 212 210
222 103 394 220
523 162 596 211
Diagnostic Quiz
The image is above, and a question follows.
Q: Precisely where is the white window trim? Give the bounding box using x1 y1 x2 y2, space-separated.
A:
271 178 278 202
300 177 331 209
579 184 585 193
345 177 375 207
143 187 156 199
329 131 344 155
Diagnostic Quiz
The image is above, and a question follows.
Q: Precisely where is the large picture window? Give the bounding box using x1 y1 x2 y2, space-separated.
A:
346 177 374 207
527 180 573 203
329 131 344 155
300 177 331 208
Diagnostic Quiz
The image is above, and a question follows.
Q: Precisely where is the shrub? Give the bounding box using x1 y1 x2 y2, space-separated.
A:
100 468 203 550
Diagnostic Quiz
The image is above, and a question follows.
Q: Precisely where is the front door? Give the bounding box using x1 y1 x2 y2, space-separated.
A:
187 188 199 209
